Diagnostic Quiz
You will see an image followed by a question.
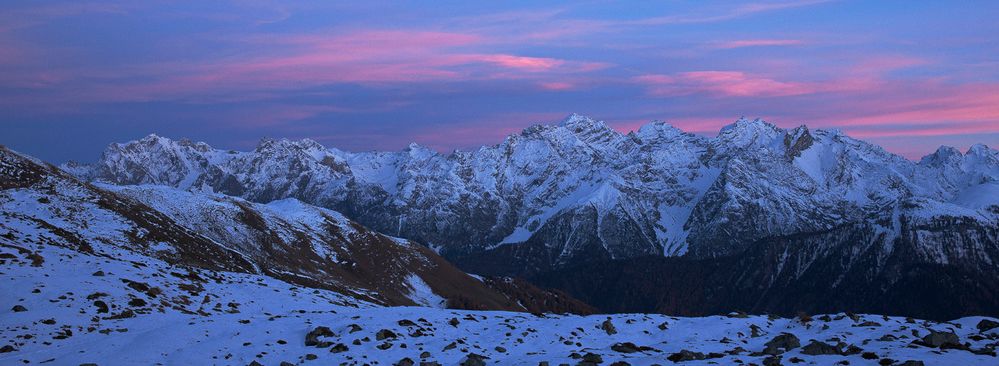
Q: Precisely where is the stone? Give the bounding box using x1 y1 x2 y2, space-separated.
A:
305 326 335 348
666 349 705 362
376 329 398 340
600 319 617 335
977 319 999 333
330 343 348 353
763 333 800 355
611 342 640 353
801 340 842 355
460 353 488 366
919 330 961 348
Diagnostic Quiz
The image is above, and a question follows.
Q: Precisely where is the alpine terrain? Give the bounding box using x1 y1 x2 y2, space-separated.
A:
2 115 998 365
61 114 999 318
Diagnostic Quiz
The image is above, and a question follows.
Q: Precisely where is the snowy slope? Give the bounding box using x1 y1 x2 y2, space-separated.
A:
2 241 998 365
1 146 580 312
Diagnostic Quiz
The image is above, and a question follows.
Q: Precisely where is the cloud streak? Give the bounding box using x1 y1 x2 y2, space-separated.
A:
1 0 997 163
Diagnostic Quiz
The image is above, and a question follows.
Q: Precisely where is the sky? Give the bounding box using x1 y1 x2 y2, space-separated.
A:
1 0 997 162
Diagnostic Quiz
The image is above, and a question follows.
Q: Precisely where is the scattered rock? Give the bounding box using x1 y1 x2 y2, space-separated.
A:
0 345 16 353
460 353 487 366
898 361 924 366
667 349 705 362
93 300 109 314
763 355 782 366
763 333 800 355
918 330 961 348
977 319 999 333
330 343 348 353
396 357 415 366
801 340 842 355
305 326 335 348
600 319 617 335
579 352 603 365
11 305 27 312
376 329 398 340
611 342 640 353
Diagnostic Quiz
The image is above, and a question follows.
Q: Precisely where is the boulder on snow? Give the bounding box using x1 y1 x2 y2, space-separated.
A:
918 330 961 349
376 329 398 340
611 342 640 353
800 340 842 355
763 333 800 355
977 319 999 333
667 349 705 362
600 319 617 335
305 326 335 347
460 353 488 366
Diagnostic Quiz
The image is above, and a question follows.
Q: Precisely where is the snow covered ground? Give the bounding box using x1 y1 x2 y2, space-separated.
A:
3 241 998 365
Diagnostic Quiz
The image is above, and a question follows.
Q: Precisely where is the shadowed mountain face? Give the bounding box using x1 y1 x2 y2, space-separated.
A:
66 115 999 278
0 146 592 314
533 212 999 320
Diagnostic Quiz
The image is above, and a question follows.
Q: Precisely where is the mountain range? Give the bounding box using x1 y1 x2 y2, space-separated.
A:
5 114 998 319
3 115 999 364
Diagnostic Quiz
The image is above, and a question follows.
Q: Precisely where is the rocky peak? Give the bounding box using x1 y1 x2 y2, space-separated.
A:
404 142 438 160
784 125 814 159
966 143 994 157
919 146 963 167
558 113 596 127
713 117 786 157
558 113 615 135
636 120 685 142
718 117 780 136
253 137 329 159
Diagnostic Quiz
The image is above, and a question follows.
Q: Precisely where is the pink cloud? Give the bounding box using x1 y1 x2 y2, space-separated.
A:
4 29 610 105
635 71 818 97
711 39 805 49
478 54 564 70
538 81 575 91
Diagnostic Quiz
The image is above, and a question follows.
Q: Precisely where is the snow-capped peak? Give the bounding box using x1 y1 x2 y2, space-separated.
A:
718 117 780 135
920 146 963 166
558 112 596 127
967 143 994 156
635 120 685 141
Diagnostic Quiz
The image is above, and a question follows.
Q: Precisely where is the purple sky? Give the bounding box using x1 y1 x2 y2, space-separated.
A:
1 0 997 162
